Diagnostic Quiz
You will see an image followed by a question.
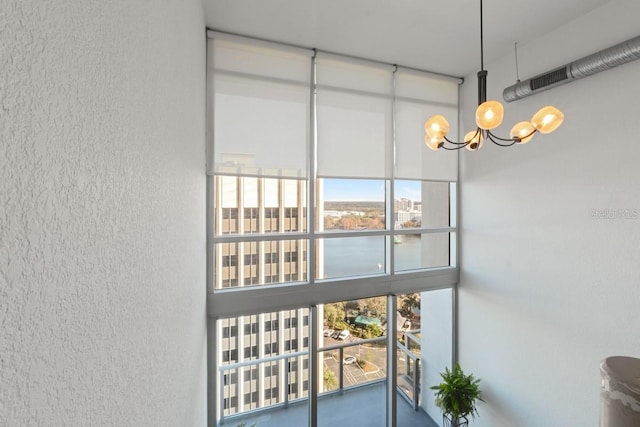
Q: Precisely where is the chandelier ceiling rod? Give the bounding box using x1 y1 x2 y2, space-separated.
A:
423 0 565 151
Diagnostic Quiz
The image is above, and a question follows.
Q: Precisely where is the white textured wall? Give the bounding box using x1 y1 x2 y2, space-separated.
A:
1 1 206 426
421 288 453 426
459 1 640 426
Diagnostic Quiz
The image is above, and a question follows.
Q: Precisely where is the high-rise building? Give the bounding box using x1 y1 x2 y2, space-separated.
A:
214 176 311 415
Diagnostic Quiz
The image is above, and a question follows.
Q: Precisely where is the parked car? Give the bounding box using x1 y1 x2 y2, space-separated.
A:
323 328 334 337
338 329 350 340
343 355 357 365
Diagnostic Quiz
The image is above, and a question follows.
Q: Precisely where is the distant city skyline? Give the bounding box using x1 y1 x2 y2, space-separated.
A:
323 179 421 202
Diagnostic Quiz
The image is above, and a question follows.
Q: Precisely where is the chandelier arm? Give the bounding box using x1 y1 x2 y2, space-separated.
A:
443 135 470 146
485 131 518 142
486 132 517 147
441 144 469 151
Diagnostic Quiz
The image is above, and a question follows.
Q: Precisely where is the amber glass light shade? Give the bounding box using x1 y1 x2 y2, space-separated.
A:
531 106 564 134
464 130 483 151
424 114 450 139
425 134 443 151
510 121 536 144
475 100 504 130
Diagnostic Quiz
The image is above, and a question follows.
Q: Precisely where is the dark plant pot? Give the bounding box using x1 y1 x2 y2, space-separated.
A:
443 415 469 427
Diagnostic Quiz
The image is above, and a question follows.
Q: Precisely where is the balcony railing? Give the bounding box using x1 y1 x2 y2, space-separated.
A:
218 333 426 426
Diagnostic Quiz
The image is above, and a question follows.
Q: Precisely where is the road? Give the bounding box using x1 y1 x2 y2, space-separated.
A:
321 335 387 388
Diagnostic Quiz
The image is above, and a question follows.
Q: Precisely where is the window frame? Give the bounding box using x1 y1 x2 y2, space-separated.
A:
206 31 461 427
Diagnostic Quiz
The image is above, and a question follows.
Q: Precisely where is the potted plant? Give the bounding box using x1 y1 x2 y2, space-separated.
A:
430 364 484 427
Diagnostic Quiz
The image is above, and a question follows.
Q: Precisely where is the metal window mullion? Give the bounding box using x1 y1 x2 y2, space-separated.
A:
389 67 398 276
315 229 392 240
387 295 398 427
413 358 420 411
309 305 318 427
395 227 456 235
339 347 344 393
214 232 308 244
453 81 461 366
209 317 217 427
308 50 317 287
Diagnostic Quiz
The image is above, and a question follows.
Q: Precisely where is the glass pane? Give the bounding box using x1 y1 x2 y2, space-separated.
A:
395 180 451 229
217 308 310 426
321 298 387 343
318 178 386 232
317 236 385 280
318 297 389 427
319 350 339 393
397 293 422 407
394 233 450 272
215 176 307 236
344 340 386 387
214 239 308 289
397 352 417 403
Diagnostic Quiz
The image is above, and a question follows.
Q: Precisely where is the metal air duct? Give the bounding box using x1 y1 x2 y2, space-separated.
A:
503 35 640 102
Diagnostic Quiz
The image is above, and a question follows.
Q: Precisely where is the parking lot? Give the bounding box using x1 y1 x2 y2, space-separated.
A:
321 334 387 387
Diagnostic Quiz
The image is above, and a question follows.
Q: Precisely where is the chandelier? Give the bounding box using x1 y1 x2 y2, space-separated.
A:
424 0 564 151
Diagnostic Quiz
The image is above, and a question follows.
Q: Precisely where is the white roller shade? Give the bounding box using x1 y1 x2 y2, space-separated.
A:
395 68 458 104
316 54 394 94
316 55 393 179
212 37 311 83
210 39 311 178
395 70 459 181
395 100 458 181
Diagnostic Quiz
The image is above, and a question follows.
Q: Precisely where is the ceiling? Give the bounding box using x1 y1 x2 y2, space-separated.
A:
204 0 610 77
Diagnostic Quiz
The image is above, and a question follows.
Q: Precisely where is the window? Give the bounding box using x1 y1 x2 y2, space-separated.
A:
209 34 458 425
264 319 279 332
223 396 237 410
243 323 258 335
223 372 237 385
264 342 278 355
221 349 238 363
221 325 237 339
243 346 258 359
264 387 279 400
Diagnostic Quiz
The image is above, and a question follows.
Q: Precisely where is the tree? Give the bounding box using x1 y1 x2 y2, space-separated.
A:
341 216 356 230
363 323 383 338
401 294 420 317
324 216 337 230
364 296 387 317
324 303 345 329
323 367 337 390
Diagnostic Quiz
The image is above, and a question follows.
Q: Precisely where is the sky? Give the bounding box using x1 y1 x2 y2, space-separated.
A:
322 179 420 202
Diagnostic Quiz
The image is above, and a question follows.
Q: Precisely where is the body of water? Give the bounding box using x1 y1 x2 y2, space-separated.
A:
322 235 423 279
